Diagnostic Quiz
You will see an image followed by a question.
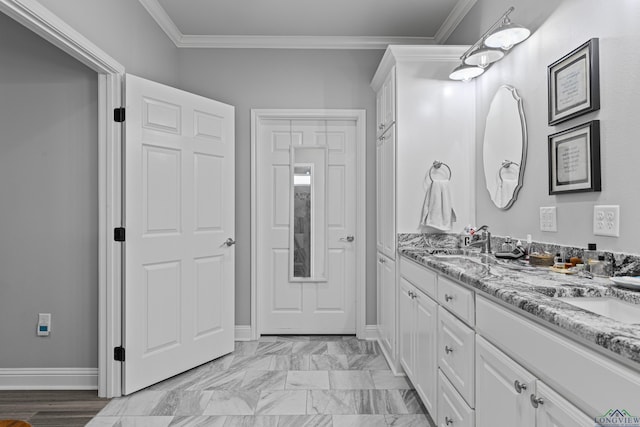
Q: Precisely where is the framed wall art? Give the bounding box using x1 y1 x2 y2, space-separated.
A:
548 120 601 195
548 38 600 125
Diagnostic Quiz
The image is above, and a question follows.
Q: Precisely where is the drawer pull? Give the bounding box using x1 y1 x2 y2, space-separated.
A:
444 294 454 302
378 123 385 130
445 345 454 354
530 394 544 408
380 257 386 263
514 380 527 393
445 416 454 425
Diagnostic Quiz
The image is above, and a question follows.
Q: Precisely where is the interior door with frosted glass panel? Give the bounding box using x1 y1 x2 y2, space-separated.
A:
258 118 356 334
123 74 235 394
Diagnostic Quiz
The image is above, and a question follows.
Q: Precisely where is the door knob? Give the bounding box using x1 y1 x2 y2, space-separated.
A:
445 345 454 354
340 235 355 242
445 416 454 425
224 238 236 247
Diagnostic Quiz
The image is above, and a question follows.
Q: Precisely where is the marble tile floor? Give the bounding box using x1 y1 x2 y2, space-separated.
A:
88 336 434 427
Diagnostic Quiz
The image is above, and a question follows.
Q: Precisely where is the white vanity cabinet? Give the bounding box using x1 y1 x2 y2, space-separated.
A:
476 294 640 426
476 335 593 427
372 44 475 373
399 262 438 417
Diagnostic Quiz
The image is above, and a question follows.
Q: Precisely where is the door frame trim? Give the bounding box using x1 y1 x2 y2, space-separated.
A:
0 0 125 397
250 109 367 340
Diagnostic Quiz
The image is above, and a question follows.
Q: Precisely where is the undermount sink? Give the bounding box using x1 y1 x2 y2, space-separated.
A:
556 297 640 324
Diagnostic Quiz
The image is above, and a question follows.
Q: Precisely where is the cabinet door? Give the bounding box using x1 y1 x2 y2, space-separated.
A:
399 278 415 379
414 289 438 419
376 87 385 136
378 254 396 355
381 127 396 259
376 138 384 253
476 336 535 427
535 382 594 427
382 67 396 131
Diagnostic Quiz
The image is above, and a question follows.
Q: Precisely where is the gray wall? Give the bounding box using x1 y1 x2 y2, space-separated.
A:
40 0 179 85
450 0 640 254
176 48 384 325
0 12 98 368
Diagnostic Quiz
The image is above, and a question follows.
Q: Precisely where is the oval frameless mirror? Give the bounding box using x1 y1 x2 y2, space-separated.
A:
483 85 527 209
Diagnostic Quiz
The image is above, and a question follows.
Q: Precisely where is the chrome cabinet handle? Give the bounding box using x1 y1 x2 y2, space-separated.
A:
340 235 355 242
445 345 454 354
444 294 454 302
224 238 236 247
530 394 544 408
378 123 385 130
514 380 527 394
379 135 386 141
445 416 454 425
379 257 386 263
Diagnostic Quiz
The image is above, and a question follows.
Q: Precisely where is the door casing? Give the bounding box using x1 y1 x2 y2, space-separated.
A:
0 0 125 397
251 109 367 340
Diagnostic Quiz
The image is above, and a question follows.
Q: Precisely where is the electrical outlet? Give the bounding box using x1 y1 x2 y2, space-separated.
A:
594 205 620 237
540 207 557 232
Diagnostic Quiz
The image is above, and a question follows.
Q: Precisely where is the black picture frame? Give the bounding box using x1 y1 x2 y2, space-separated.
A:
548 38 600 125
548 120 601 195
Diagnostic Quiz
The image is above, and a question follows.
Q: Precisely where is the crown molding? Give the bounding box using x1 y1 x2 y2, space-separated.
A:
435 0 478 44
138 0 450 49
177 35 435 50
138 0 182 44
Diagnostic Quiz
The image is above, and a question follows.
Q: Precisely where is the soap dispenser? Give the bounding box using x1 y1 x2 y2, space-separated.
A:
501 236 513 252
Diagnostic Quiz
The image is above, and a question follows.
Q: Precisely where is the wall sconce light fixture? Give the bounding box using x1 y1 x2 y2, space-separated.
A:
449 7 530 81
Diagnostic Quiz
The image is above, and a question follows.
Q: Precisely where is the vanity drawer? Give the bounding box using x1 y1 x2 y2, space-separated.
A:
400 257 437 298
438 369 475 427
438 305 475 407
438 276 475 326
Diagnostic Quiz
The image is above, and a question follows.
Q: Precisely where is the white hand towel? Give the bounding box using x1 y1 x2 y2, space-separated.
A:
420 179 456 231
493 178 518 208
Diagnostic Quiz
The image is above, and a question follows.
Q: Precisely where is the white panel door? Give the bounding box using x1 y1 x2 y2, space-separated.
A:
124 74 235 394
257 118 356 334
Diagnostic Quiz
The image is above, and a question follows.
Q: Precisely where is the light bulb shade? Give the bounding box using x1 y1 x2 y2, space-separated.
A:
464 46 505 68
485 21 531 50
449 63 484 81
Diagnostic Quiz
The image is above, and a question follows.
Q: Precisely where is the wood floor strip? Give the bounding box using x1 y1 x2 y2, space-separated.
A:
0 391 109 427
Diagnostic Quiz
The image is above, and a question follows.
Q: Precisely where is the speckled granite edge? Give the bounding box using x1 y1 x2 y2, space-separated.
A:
398 234 640 368
399 232 640 277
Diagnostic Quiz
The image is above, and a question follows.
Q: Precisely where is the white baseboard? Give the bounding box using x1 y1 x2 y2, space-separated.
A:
235 325 253 341
363 324 380 341
0 368 98 390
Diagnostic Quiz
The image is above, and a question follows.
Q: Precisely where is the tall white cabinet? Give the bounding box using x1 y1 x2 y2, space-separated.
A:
371 45 476 371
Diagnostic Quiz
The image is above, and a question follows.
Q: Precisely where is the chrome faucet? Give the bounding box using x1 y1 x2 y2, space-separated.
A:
468 225 491 254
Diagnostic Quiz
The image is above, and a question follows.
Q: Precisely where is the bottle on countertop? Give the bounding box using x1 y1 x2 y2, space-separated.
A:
590 255 613 277
583 243 598 272
502 236 513 252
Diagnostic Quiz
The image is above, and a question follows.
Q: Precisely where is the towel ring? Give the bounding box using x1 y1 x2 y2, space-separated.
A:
428 160 452 181
499 160 519 183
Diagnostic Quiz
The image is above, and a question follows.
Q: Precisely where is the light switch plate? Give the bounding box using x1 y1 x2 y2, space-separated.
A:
540 207 557 232
594 205 620 237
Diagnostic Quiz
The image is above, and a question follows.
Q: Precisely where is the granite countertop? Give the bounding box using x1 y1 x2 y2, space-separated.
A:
398 240 640 368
